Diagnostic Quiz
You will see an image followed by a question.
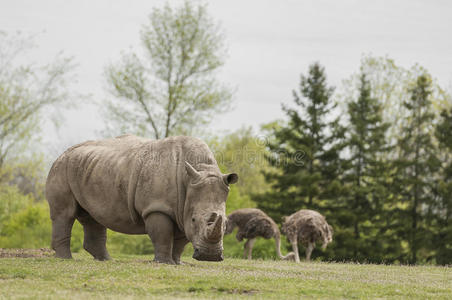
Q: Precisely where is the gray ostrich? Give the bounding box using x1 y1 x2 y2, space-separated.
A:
281 209 333 262
225 208 295 260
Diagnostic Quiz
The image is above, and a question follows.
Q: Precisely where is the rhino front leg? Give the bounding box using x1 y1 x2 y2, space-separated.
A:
145 212 175 264
172 235 189 265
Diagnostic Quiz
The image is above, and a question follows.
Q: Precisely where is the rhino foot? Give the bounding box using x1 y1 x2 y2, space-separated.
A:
93 255 111 261
153 257 176 265
54 252 73 259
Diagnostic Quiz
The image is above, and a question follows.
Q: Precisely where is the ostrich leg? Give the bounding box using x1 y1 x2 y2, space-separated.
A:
244 238 256 260
290 238 300 263
305 242 315 261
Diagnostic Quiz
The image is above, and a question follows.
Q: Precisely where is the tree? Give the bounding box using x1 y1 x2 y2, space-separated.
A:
210 127 272 196
340 55 451 145
0 31 75 181
434 108 452 264
0 156 46 200
104 1 232 139
254 63 344 225
394 74 440 264
338 56 452 263
341 73 391 262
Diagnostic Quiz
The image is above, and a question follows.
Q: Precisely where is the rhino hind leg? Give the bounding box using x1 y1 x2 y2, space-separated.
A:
48 190 77 259
51 217 75 259
77 209 111 261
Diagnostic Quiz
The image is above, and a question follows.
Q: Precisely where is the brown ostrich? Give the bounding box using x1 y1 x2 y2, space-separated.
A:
281 209 333 262
225 208 295 260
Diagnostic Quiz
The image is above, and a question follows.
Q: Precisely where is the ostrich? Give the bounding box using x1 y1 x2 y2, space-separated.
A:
281 209 333 262
225 208 295 260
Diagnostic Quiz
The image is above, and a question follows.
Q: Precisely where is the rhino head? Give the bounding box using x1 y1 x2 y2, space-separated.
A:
183 161 238 262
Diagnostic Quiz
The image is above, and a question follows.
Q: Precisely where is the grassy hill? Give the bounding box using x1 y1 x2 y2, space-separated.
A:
0 250 451 299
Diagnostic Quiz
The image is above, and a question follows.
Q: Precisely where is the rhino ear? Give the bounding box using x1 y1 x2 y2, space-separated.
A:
185 161 201 182
223 173 238 185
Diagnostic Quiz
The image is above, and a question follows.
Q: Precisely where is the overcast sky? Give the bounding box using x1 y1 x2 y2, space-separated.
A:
1 0 451 152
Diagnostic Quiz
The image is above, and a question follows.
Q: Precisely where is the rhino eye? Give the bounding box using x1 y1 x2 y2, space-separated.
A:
192 218 195 222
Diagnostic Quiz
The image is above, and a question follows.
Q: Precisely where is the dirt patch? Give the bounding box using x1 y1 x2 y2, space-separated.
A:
214 287 258 295
0 248 55 258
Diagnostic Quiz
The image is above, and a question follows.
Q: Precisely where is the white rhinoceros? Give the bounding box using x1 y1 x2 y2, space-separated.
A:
46 135 238 264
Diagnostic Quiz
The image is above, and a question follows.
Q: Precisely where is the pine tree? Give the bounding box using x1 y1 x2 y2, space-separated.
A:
434 108 452 264
394 74 440 264
342 74 391 262
254 63 344 226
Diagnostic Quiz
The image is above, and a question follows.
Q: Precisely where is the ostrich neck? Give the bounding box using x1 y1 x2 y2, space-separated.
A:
274 232 284 259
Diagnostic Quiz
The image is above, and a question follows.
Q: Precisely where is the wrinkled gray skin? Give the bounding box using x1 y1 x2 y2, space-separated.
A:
282 209 333 262
46 135 238 264
225 208 295 260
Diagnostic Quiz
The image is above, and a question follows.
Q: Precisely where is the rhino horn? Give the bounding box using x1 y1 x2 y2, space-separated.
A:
207 216 223 242
185 161 201 182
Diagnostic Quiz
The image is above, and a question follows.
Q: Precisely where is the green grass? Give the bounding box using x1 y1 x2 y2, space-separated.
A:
0 252 451 299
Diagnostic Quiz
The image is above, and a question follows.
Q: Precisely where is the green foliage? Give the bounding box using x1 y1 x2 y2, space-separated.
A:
0 202 52 248
106 231 154 255
0 185 33 231
210 127 273 197
103 1 232 139
224 185 255 214
211 130 260 215
0 156 47 200
0 198 84 251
